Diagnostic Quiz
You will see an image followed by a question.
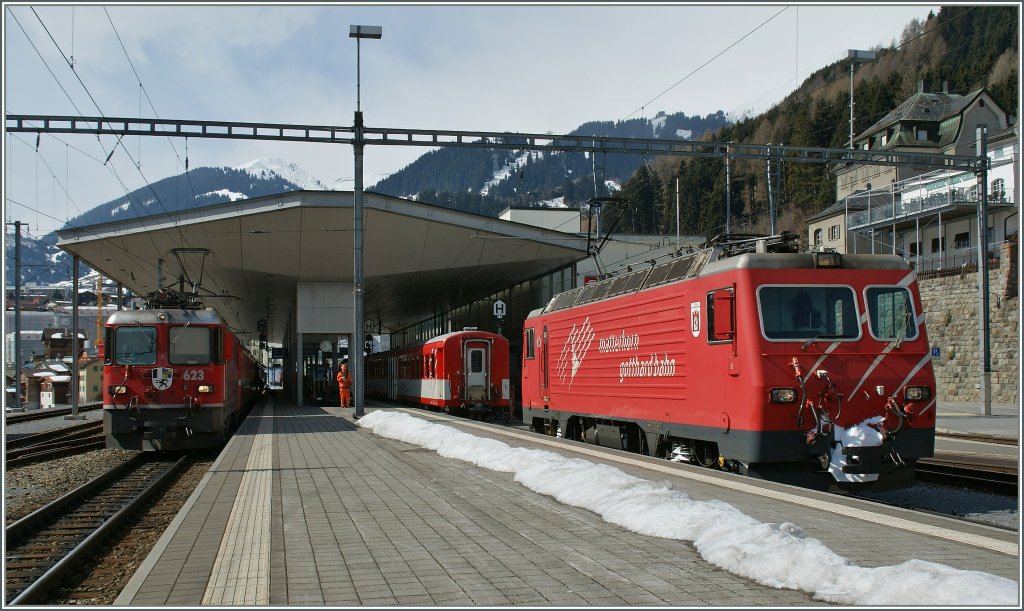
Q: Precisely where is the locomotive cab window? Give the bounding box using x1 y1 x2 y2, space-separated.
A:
169 326 212 365
706 288 735 342
113 326 157 365
865 286 918 341
757 285 860 341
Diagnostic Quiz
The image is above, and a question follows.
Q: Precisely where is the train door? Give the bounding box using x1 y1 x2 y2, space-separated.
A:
541 325 549 402
387 354 398 400
463 339 490 400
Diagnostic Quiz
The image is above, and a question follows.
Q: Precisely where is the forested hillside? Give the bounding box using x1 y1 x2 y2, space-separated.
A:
616 5 1018 239
371 111 730 216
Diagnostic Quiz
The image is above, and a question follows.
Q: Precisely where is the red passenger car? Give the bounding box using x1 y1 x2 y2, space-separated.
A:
521 234 936 491
103 292 263 451
366 329 511 420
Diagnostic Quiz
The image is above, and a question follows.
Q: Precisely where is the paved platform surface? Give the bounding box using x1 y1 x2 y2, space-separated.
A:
115 394 1019 606
935 400 1019 442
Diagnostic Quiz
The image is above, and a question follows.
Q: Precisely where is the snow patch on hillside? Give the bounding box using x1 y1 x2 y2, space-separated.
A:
202 189 248 201
480 150 545 196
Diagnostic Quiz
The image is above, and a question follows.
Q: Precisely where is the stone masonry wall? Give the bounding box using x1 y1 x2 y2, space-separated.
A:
918 239 1019 404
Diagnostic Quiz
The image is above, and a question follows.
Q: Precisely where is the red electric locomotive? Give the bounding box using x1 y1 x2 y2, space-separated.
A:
522 234 936 491
103 291 264 451
366 329 511 420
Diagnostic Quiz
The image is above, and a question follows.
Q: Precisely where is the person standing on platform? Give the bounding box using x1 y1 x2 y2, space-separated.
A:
336 363 352 408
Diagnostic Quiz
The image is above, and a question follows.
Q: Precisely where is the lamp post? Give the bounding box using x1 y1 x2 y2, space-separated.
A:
349 24 381 419
847 49 877 149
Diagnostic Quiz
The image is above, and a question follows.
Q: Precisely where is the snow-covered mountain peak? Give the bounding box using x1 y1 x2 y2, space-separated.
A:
234 157 328 190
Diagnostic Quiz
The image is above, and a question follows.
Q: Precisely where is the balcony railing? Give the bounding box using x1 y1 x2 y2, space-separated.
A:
847 189 1016 229
910 244 1004 277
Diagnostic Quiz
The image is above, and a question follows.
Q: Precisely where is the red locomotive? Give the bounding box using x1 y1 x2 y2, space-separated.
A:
366 329 511 420
102 291 264 451
521 234 936 491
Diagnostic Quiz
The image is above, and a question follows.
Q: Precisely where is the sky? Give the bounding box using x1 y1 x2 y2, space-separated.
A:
357 409 1019 607
4 2 942 236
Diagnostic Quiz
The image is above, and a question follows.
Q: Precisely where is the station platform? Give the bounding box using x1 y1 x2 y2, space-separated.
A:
935 400 1019 443
115 394 1019 607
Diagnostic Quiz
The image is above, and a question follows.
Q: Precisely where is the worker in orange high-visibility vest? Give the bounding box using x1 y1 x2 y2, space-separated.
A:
336 363 352 408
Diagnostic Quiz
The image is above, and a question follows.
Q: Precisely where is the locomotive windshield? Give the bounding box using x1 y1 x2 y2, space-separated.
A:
113 326 157 365
169 326 213 365
757 285 860 341
865 286 918 341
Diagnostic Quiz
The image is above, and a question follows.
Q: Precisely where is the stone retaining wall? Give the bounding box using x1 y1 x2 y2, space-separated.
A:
919 239 1019 404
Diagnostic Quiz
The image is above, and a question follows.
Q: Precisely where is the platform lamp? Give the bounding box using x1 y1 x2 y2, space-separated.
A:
349 24 381 419
847 49 877 149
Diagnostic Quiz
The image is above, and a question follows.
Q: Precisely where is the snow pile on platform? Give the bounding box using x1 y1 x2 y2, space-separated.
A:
357 410 1017 607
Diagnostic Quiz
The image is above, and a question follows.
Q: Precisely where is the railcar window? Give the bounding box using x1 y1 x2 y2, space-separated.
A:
758 286 859 340
169 326 212 365
865 287 918 341
114 326 157 365
470 350 484 373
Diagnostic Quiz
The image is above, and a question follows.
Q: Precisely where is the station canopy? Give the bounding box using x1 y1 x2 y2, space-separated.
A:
56 190 588 345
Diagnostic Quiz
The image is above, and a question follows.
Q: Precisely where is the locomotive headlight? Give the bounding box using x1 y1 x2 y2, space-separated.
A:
813 252 841 268
198 385 215 394
769 387 797 403
108 384 127 395
904 386 931 401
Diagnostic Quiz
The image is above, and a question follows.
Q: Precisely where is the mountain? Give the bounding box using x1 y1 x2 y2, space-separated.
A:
369 111 731 217
5 158 324 288
63 157 326 229
7 6 1017 289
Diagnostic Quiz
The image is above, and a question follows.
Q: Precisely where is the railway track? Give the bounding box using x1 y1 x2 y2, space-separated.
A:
916 455 1018 495
5 421 107 468
5 403 103 424
4 454 189 605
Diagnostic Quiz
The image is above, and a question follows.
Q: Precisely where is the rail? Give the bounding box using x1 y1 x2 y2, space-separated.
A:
5 455 188 605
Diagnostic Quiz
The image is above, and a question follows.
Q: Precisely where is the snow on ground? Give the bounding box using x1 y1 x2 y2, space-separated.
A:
357 410 1018 607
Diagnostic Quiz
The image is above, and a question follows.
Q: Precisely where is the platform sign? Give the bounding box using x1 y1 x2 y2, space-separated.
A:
493 299 507 319
931 346 940 359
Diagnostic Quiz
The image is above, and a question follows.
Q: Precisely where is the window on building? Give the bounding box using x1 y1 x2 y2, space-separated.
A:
954 232 970 249
908 242 921 257
881 133 888 146
991 178 1005 201
931 237 945 253
916 128 928 141
813 229 823 245
828 225 841 241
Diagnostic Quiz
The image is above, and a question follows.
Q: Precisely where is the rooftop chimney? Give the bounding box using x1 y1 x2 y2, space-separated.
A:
942 81 950 93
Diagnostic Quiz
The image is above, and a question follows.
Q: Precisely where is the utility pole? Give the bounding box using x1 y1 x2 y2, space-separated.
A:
725 143 732 235
68 255 84 419
975 126 991 416
766 145 775 235
7 221 24 410
349 24 382 420
675 177 680 247
848 50 877 149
